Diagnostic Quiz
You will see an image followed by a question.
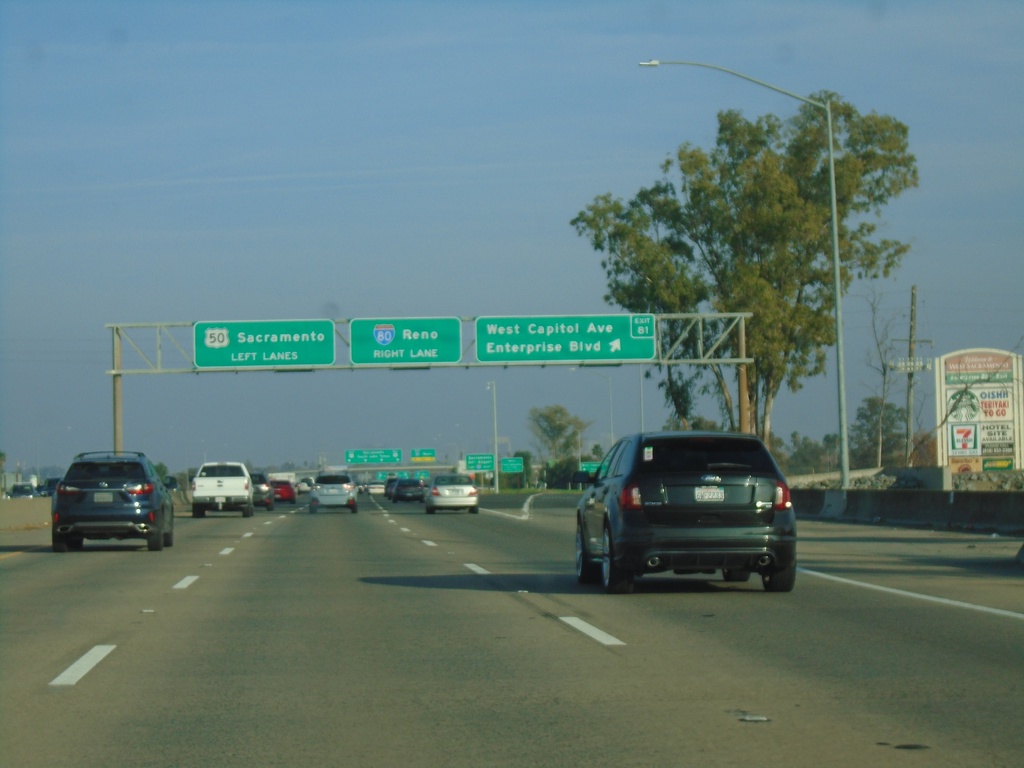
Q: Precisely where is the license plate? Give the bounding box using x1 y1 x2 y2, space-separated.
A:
215 496 226 503
93 491 114 503
325 488 339 494
695 486 725 502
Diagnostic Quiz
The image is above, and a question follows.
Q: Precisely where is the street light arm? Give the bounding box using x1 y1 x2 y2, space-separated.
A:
639 60 825 110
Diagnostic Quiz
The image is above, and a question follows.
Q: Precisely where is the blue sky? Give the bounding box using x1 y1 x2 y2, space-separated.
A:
2 0 1022 475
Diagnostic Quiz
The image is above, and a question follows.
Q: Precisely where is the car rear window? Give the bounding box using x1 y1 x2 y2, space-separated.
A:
199 465 247 478
65 462 146 483
636 437 777 475
317 475 351 484
435 475 472 485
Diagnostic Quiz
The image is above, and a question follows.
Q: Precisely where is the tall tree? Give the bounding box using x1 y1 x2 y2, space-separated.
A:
850 396 907 469
572 95 918 443
527 405 590 463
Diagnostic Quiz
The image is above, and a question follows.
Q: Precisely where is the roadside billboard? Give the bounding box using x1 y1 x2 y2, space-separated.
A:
935 349 1023 472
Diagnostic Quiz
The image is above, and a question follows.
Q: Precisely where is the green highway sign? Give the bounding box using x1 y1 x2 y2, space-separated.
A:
579 461 601 473
475 314 656 364
466 453 495 472
345 449 402 464
500 456 524 473
411 448 436 462
194 319 335 369
350 317 462 366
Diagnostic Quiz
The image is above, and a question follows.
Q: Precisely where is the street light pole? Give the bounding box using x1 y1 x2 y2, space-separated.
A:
640 59 850 488
487 381 499 493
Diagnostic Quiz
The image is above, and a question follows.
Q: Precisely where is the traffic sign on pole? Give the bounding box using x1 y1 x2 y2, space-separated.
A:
500 456 524 473
466 453 495 471
475 314 656 364
351 317 462 366
194 320 335 369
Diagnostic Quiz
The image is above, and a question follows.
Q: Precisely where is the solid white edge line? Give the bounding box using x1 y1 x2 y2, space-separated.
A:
49 645 116 686
173 575 199 590
464 563 490 575
559 617 626 646
799 568 1024 621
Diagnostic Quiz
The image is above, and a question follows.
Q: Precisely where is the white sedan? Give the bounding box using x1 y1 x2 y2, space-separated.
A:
424 474 479 514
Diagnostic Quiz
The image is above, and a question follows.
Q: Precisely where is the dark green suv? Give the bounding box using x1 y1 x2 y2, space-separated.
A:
51 451 175 552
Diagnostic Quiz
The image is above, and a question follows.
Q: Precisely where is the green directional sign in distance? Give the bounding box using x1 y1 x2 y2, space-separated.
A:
345 449 402 464
466 453 494 472
411 448 436 463
194 320 335 369
350 317 462 366
500 456 524 473
475 314 656 364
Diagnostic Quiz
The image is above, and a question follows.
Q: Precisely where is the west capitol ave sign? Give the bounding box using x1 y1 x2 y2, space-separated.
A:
475 314 656 363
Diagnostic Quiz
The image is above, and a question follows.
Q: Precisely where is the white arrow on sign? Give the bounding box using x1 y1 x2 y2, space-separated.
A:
610 339 621 352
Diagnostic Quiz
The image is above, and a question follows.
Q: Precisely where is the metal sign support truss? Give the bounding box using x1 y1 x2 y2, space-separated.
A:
106 313 752 450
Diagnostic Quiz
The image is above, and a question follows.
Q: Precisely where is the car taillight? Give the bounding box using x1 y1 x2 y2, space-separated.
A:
56 483 79 496
620 483 642 510
126 483 155 496
430 487 440 496
468 487 478 497
774 481 792 511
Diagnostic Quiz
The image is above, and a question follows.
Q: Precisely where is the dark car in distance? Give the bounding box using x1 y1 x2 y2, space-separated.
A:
50 451 175 552
572 431 796 594
391 478 425 503
250 472 275 511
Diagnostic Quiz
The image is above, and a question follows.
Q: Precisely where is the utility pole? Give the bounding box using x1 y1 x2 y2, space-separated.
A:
891 286 932 465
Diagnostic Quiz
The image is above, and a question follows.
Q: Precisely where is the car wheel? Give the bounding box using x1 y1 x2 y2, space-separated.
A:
52 534 69 553
266 501 274 511
350 504 358 514
147 530 164 551
242 505 254 518
576 519 601 584
163 529 175 547
68 536 84 550
602 525 634 594
192 505 205 518
762 563 797 592
468 506 479 514
722 568 751 582
425 506 435 514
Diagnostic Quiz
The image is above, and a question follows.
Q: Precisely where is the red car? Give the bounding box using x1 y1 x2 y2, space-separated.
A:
270 479 297 504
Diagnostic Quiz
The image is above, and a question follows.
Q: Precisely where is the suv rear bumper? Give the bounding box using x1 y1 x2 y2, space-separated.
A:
614 523 796 576
54 520 159 539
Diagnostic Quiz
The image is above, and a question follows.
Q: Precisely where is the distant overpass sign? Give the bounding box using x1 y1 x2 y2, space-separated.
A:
194 320 335 369
475 314 656 364
346 449 402 464
350 317 462 366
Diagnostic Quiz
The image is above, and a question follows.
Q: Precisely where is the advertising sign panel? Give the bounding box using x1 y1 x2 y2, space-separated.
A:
935 349 1023 472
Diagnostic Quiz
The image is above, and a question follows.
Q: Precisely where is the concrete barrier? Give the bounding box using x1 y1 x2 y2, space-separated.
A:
0 497 51 530
792 488 1024 535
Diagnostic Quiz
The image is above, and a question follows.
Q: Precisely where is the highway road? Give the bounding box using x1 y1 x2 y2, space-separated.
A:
2 492 1022 767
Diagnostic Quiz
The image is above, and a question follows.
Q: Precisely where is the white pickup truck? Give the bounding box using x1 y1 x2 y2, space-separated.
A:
191 462 254 518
